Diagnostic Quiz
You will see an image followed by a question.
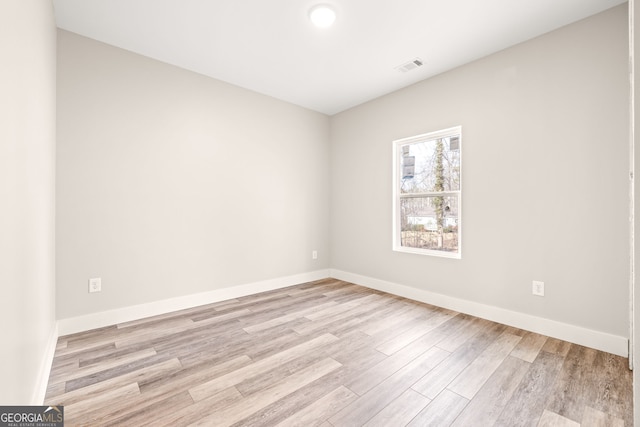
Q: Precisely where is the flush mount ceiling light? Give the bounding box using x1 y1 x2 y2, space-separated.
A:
309 4 336 28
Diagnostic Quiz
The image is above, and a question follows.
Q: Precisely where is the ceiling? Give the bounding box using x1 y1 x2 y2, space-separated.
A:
52 0 626 115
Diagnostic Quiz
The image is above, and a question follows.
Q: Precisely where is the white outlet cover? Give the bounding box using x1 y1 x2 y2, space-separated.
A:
89 277 102 293
532 280 544 297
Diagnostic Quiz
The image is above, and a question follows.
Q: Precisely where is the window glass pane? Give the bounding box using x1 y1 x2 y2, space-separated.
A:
400 136 460 194
400 196 459 253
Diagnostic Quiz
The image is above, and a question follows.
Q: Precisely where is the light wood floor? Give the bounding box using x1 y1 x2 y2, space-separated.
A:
45 278 632 426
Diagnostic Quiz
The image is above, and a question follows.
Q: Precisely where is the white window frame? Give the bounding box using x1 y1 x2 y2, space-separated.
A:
392 126 462 259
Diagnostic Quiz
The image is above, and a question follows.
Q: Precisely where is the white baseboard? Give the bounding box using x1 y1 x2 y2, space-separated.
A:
32 323 58 404
58 270 330 336
56 267 628 356
330 269 629 357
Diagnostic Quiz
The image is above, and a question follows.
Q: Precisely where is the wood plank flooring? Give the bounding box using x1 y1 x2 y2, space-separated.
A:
45 279 632 426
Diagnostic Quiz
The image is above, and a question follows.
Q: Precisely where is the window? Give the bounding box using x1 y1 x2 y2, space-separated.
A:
393 126 461 258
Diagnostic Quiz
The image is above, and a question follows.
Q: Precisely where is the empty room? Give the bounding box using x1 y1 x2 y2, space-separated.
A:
3 0 640 425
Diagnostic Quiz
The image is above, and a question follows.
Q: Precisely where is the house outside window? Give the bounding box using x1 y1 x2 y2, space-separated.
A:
392 126 462 258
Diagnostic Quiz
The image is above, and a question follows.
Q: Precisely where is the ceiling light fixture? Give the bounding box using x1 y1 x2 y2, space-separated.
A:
309 4 336 28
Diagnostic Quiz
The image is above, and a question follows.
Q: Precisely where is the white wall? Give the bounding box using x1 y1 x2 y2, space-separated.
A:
0 1 57 404
331 6 629 341
56 31 330 320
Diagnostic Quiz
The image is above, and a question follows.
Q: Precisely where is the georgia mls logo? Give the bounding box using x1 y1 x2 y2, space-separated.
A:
0 405 64 427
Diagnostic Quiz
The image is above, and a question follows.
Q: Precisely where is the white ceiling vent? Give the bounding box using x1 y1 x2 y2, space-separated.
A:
395 58 424 73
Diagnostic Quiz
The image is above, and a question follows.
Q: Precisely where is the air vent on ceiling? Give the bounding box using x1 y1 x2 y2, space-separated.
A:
395 58 424 73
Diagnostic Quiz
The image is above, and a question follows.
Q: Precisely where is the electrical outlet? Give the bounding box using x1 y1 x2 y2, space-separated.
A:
89 277 102 293
532 280 544 297
312 250 318 260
